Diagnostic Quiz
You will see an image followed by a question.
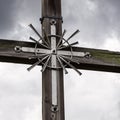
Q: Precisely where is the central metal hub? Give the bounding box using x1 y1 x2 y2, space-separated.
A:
52 50 57 54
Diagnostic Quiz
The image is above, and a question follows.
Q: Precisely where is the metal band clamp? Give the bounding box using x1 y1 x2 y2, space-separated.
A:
40 16 63 24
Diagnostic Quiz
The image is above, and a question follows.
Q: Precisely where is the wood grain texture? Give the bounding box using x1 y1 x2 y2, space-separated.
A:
0 39 120 73
41 0 65 120
62 47 120 73
0 39 38 64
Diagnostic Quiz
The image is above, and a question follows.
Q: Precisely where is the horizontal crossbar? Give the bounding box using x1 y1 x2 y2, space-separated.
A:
0 39 120 73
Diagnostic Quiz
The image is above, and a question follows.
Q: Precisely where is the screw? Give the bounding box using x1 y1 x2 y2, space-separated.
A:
14 46 22 52
50 19 56 25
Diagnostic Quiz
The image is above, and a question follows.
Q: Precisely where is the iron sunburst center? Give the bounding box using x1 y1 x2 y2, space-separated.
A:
15 20 91 75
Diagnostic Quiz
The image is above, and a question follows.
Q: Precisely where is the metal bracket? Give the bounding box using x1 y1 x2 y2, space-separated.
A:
14 46 90 58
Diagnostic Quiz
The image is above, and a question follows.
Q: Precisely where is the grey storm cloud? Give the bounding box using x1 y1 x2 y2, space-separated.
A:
0 0 21 34
0 0 40 38
0 0 120 44
62 0 120 48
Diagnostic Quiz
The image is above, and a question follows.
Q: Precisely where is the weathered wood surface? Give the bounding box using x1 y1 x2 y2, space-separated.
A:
0 39 39 64
71 47 120 73
0 39 120 73
41 0 65 120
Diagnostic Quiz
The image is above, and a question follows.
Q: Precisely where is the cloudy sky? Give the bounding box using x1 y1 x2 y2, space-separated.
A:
0 0 120 120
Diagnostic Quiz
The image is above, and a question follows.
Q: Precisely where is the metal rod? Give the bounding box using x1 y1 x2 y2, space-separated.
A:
57 29 66 48
67 29 80 42
41 54 52 72
29 36 50 49
58 30 80 48
29 24 42 39
70 41 79 46
59 56 82 75
57 55 68 74
29 24 49 47
61 55 80 64
57 41 79 50
27 55 49 71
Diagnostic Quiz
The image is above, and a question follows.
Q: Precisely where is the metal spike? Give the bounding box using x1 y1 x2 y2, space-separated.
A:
29 24 49 47
41 54 52 72
29 36 50 49
59 56 82 75
57 55 68 74
70 41 79 46
62 55 80 64
67 30 80 41
59 30 80 48
29 36 38 42
57 45 68 50
57 41 79 50
27 55 49 71
29 24 42 39
57 29 66 48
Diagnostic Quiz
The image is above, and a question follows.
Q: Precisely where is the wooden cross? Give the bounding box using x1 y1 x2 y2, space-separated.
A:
0 0 120 120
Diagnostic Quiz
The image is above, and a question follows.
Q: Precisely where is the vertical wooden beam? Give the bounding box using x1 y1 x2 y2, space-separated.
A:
41 0 65 120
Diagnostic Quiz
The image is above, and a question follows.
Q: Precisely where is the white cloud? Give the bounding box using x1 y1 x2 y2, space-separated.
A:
103 32 120 51
86 0 97 12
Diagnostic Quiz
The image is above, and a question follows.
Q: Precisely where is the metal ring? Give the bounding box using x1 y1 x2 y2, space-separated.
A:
34 34 73 69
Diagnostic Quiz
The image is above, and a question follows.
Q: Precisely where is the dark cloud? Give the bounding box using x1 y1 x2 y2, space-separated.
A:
62 0 120 48
0 0 40 38
0 0 21 34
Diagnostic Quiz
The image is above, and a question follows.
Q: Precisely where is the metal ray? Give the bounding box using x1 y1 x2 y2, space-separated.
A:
29 24 42 39
58 30 80 48
57 41 79 50
57 55 68 74
27 55 49 71
29 36 50 49
29 24 49 47
70 41 79 46
67 29 80 41
57 29 66 48
61 55 80 64
41 54 52 72
59 56 82 75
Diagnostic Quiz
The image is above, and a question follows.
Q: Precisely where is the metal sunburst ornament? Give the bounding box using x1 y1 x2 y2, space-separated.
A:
15 20 90 75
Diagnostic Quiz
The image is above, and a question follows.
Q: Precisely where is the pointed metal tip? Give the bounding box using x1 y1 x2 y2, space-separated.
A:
29 36 32 39
27 68 31 72
29 36 35 40
29 36 37 43
64 29 67 32
77 71 82 76
70 41 79 46
28 24 32 26
76 29 80 33
65 71 68 74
